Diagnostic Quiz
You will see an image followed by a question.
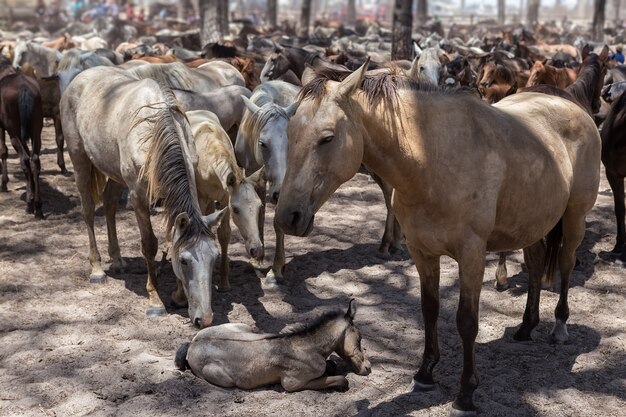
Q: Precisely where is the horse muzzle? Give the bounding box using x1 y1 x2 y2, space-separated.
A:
192 310 214 328
276 208 315 237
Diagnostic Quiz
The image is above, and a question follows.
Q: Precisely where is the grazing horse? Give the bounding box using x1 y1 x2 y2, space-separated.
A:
175 299 371 391
234 80 300 282
12 41 62 78
182 109 264 295
601 92 626 261
61 67 224 327
275 63 600 415
526 60 577 89
0 57 44 218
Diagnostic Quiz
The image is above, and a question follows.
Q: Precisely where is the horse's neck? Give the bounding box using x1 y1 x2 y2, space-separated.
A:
288 321 344 357
288 48 308 76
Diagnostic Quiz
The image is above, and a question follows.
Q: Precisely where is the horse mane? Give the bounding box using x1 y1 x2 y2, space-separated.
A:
239 92 290 162
140 84 210 249
565 53 604 115
57 49 81 71
299 66 464 110
271 309 345 339
127 62 194 90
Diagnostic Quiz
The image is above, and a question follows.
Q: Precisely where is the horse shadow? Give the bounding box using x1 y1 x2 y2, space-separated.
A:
15 176 78 216
364 323 617 416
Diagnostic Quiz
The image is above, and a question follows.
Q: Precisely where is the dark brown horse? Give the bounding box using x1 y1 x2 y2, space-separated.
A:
0 56 44 218
601 91 626 260
260 43 347 83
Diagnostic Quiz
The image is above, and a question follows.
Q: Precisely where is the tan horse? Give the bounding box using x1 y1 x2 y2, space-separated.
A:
175 299 371 391
61 67 224 328
177 110 264 297
275 63 600 415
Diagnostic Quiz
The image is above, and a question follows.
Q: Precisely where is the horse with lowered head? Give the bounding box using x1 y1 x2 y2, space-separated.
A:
61 66 225 327
175 299 371 391
276 62 600 414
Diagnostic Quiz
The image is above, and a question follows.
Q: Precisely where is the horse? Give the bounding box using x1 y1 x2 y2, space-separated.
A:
525 60 577 89
60 66 224 328
600 91 626 261
260 43 346 83
12 40 63 78
173 85 252 137
41 33 76 51
408 44 442 85
175 299 371 391
275 63 600 415
477 61 518 103
0 57 44 218
602 80 626 103
234 80 300 283
181 109 264 296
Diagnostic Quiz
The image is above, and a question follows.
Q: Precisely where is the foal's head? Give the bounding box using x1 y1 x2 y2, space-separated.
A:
336 300 371 376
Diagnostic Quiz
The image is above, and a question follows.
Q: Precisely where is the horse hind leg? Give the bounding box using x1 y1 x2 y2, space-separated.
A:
53 115 68 175
513 240 546 341
606 172 625 254
10 135 35 214
103 179 126 273
217 208 231 292
266 217 285 286
281 375 349 392
0 130 8 192
369 170 402 255
494 252 509 291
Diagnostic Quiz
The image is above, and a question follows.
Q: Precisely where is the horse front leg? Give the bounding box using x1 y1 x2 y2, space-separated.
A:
0 130 8 192
266 217 285 286
29 152 43 219
217 208 231 292
53 115 68 175
407 245 441 391
368 169 402 255
606 171 625 254
514 240 545 341
129 190 165 316
281 375 349 392
451 239 486 416
103 179 126 273
250 178 266 272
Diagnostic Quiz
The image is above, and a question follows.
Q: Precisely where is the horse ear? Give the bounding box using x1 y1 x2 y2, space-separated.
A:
581 44 592 60
284 101 299 118
413 42 422 58
301 64 316 85
336 58 369 101
346 299 357 320
175 212 190 232
242 95 261 114
246 166 265 188
203 208 227 228
273 41 284 53
600 45 610 61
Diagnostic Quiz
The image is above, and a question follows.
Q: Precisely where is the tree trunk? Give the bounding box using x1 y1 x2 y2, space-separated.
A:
199 0 221 45
613 0 621 25
392 0 414 60
527 0 540 27
177 0 190 22
593 0 607 41
299 0 312 38
348 0 357 25
219 0 229 35
268 0 278 29
416 0 427 26
498 0 505 24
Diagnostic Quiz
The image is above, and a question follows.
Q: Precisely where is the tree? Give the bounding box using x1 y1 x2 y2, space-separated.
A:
417 0 427 26
498 0 505 25
268 0 278 29
347 0 357 26
593 0 607 41
613 0 621 25
527 0 540 27
299 0 312 39
199 0 228 46
392 0 414 60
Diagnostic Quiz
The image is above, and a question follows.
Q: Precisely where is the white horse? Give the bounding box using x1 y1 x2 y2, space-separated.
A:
13 40 62 77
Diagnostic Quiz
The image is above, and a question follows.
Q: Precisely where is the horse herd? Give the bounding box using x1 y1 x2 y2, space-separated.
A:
1 22 626 415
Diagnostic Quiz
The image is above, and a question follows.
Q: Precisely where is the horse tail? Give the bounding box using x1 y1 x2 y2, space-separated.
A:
543 218 563 287
89 165 107 206
175 342 191 371
17 85 35 141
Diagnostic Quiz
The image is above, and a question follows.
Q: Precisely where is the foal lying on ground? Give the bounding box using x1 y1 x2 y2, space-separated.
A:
175 299 371 392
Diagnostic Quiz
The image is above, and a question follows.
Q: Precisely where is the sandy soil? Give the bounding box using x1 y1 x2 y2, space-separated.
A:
1 125 625 417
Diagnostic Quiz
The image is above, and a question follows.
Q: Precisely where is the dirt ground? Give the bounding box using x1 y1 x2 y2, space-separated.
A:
1 125 625 417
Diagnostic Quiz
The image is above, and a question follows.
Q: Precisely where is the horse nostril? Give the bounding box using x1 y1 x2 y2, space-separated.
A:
271 191 280 204
193 317 201 327
290 211 301 229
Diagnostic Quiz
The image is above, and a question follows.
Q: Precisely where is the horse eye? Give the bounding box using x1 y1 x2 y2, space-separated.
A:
180 258 188 266
419 66 425 72
232 206 240 215
319 135 334 145
259 140 267 148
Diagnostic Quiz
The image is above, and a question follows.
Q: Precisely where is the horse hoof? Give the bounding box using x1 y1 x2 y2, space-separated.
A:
410 378 436 392
34 210 44 220
450 406 477 417
0 185 7 192
89 273 107 284
217 284 231 292
513 328 533 342
495 281 510 292
146 306 167 317
325 360 337 376
61 168 70 176
549 320 569 344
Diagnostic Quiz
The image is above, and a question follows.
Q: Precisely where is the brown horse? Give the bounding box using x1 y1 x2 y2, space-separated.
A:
275 63 600 415
526 60 577 88
0 56 44 218
601 91 626 261
477 61 517 103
